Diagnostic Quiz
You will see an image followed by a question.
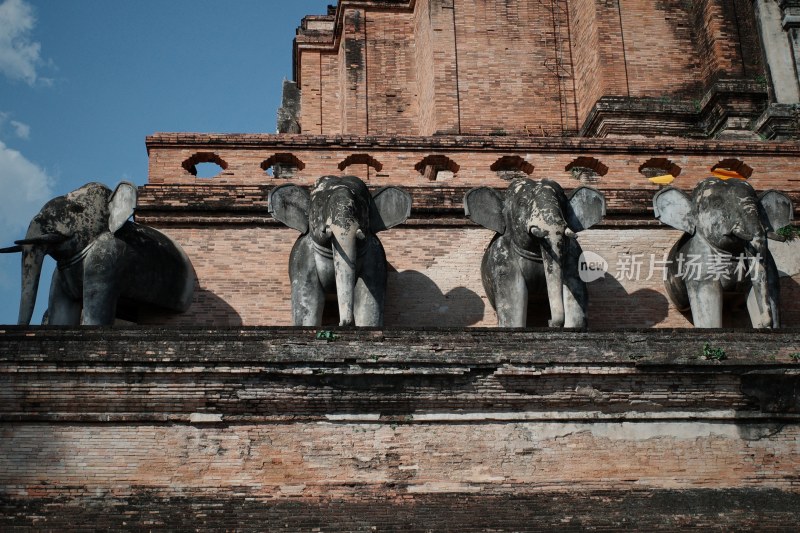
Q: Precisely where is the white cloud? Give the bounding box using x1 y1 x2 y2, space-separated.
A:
10 119 29 139
0 0 43 85
0 111 30 139
0 140 53 234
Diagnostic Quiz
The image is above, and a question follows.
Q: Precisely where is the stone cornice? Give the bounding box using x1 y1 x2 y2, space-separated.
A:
133 184 800 226
145 132 800 156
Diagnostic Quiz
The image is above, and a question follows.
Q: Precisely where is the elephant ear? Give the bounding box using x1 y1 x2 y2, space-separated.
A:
653 187 694 234
464 187 505 234
269 184 310 233
371 186 412 232
108 181 137 233
565 186 605 232
759 190 793 232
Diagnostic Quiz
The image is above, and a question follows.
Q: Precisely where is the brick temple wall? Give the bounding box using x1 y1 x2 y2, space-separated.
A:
294 0 765 136
2 328 798 529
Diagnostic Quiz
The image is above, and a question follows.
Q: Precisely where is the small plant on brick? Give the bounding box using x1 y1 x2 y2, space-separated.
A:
702 342 727 361
315 330 337 342
790 353 800 363
777 225 799 242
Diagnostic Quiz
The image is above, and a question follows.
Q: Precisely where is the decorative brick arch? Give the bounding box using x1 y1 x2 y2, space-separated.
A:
414 155 460 181
565 156 608 184
337 153 383 172
711 158 752 179
491 156 534 180
638 157 681 179
181 152 229 177
261 153 305 179
261 153 306 172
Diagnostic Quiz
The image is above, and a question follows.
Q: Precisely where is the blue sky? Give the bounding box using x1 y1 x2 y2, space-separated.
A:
0 0 330 325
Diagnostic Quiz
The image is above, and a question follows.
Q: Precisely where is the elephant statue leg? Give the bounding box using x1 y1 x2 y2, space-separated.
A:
353 240 386 327
81 233 125 325
354 277 382 326
562 241 588 328
481 241 528 327
47 270 81 326
291 280 324 326
747 255 780 328
290 239 325 326
746 288 770 328
492 272 529 327
562 279 587 328
686 281 723 328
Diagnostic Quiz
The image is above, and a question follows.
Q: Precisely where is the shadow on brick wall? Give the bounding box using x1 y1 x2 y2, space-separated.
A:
588 277 671 328
139 286 243 326
780 277 800 328
190 288 243 326
385 269 485 327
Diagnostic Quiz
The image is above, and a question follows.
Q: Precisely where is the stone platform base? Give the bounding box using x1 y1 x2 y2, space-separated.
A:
1 327 798 530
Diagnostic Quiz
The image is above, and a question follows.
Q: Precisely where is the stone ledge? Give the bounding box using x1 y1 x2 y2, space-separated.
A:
753 103 800 140
579 81 770 139
1 328 798 422
1 327 798 365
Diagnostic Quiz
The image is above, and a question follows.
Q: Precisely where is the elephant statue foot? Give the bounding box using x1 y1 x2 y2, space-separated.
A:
1 182 195 326
269 176 411 327
464 178 606 328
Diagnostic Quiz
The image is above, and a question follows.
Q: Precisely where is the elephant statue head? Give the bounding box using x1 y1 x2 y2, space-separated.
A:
465 178 605 328
269 175 411 326
653 177 793 328
1 182 195 325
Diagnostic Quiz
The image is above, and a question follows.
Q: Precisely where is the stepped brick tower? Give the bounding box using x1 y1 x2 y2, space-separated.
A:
3 1 800 529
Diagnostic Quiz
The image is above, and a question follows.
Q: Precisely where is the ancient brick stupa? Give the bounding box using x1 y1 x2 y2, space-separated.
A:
3 1 800 528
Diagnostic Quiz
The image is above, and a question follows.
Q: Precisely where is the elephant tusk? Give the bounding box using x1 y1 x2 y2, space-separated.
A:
529 226 547 239
0 245 23 253
356 229 365 240
15 234 68 246
565 228 576 238
728 228 754 242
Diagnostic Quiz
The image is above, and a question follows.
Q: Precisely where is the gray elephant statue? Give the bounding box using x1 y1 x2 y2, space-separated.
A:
653 177 793 328
1 182 195 325
464 178 606 328
269 175 411 326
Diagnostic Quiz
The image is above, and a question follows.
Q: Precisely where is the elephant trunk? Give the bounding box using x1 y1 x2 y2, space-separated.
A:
330 222 361 326
18 245 45 326
540 231 565 328
745 234 777 328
